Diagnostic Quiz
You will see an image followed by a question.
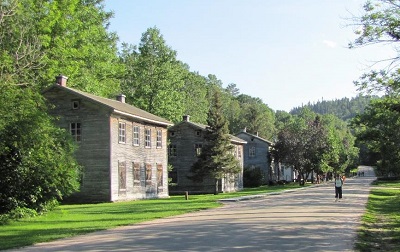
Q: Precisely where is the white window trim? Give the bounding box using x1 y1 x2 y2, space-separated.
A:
156 130 162 148
145 128 151 148
118 122 126 143
133 125 140 146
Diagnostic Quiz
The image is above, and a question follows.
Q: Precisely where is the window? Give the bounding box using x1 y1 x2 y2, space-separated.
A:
238 147 242 158
249 146 256 157
168 144 177 157
156 130 162 148
133 126 140 146
145 129 151 148
194 143 202 156
70 122 81 142
195 130 201 137
118 122 126 143
71 100 80 110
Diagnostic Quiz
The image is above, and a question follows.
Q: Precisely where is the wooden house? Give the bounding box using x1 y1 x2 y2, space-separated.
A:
168 115 246 194
43 75 173 202
235 129 272 184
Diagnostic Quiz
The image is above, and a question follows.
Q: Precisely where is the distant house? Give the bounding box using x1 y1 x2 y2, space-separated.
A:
235 128 272 184
43 75 173 202
168 115 246 194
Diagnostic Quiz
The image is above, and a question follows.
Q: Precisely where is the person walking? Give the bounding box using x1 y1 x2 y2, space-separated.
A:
334 174 344 202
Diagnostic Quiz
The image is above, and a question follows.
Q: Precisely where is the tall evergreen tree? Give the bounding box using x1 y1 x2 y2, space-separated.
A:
189 90 241 194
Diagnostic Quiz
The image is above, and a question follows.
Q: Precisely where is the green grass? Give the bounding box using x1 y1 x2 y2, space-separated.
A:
355 180 400 252
0 183 305 250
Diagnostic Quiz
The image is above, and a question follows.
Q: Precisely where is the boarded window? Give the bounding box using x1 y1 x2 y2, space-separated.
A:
70 122 81 142
133 126 140 146
118 161 126 190
145 163 152 185
133 162 140 186
157 164 163 187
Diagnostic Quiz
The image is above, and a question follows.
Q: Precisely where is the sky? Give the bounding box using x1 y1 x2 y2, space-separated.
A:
104 0 395 112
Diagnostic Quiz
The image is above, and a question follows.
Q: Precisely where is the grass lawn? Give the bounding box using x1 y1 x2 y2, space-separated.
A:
355 180 400 252
0 183 305 250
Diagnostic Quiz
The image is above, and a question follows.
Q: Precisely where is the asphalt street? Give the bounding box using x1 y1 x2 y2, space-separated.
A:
10 167 375 252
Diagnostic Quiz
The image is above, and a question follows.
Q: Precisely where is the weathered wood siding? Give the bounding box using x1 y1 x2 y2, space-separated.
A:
110 116 169 201
235 132 270 184
168 122 244 194
45 88 112 202
44 87 169 202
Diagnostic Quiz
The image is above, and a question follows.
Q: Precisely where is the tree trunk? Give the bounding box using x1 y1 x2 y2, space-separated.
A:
214 179 219 195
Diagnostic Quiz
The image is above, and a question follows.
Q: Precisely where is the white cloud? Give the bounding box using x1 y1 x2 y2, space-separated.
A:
323 40 337 48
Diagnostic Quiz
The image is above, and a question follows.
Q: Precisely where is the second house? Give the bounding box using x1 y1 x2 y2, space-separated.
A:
168 115 247 194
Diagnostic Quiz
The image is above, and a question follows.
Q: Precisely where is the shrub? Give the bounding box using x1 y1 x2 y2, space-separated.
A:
243 166 264 187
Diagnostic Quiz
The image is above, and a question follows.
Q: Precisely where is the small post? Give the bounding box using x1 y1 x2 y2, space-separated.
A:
185 191 189 200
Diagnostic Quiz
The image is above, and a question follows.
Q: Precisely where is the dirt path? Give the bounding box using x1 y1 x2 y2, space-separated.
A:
10 169 375 252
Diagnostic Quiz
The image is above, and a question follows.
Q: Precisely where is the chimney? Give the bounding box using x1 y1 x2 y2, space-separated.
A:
256 132 259 136
116 94 126 103
243 127 247 132
183 115 190 122
56 75 68 87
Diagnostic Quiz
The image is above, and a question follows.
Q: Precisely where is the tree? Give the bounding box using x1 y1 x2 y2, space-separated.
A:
0 83 81 217
35 0 123 95
230 94 276 140
182 71 209 124
349 0 400 95
351 97 400 176
348 0 400 174
189 90 241 194
273 110 331 184
120 27 186 122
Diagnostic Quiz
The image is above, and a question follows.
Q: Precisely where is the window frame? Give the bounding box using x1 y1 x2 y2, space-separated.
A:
133 125 140 146
249 146 256 157
145 128 151 148
168 144 177 157
118 122 126 143
156 130 162 148
194 143 202 157
70 122 81 142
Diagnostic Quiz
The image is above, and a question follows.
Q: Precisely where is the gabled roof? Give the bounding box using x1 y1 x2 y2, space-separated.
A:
235 131 273 145
170 120 247 144
43 84 173 126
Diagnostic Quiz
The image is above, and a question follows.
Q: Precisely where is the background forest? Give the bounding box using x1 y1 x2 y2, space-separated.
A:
2 0 399 219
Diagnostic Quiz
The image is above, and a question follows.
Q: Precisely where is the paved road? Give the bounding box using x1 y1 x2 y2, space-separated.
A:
11 169 375 252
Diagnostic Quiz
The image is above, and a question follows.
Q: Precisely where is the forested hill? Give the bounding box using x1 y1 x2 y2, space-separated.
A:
290 95 378 121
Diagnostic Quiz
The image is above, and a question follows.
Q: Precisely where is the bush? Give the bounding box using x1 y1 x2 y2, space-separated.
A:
243 166 264 187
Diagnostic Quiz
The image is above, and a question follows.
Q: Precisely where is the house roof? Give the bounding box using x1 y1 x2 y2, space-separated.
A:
170 120 247 144
235 131 273 145
43 84 173 126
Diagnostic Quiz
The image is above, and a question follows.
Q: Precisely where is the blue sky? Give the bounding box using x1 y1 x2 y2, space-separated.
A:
104 0 394 112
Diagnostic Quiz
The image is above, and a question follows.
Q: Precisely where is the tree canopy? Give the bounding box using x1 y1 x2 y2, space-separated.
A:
349 0 400 176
